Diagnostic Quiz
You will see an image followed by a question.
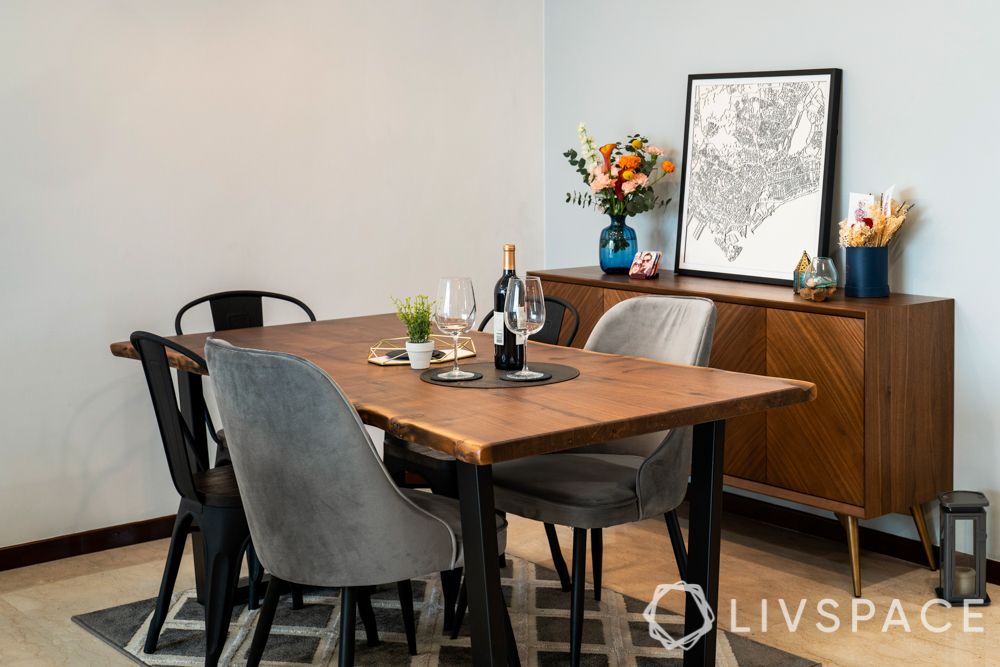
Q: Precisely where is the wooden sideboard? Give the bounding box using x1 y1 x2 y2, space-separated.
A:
530 266 955 595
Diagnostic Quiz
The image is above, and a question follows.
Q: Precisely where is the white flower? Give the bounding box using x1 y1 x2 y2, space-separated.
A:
578 122 599 171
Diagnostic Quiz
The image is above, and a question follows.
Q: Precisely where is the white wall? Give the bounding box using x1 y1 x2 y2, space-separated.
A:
544 0 1000 556
0 1 543 547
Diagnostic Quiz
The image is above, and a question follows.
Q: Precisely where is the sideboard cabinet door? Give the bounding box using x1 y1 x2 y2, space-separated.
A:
711 302 767 482
766 309 865 505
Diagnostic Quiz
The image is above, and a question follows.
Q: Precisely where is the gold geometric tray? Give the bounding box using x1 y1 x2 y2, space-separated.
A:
367 335 476 366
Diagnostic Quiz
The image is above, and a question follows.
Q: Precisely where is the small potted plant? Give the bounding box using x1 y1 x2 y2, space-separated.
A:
392 295 435 369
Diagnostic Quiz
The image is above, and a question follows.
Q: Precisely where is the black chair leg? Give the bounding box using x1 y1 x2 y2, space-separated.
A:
339 587 356 667
503 603 521 667
570 528 587 667
397 580 418 655
291 584 305 610
246 544 263 610
664 510 688 580
356 587 381 647
144 512 190 654
246 576 283 667
439 567 462 633
497 512 507 570
200 509 249 667
591 528 602 602
450 578 468 640
543 523 572 591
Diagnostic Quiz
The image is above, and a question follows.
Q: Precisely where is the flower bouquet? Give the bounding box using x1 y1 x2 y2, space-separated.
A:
563 124 676 273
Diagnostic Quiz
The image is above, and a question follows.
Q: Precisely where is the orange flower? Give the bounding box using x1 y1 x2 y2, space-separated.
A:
599 143 615 172
617 155 641 170
661 160 676 173
621 169 636 180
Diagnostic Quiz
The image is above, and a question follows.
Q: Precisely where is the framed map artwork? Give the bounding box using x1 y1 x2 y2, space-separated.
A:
674 69 842 284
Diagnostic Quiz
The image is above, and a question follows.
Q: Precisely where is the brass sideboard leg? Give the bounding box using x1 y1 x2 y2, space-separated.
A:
910 503 938 571
836 513 862 597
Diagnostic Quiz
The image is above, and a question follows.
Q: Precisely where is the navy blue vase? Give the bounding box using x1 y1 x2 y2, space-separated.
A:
599 215 637 274
845 246 890 297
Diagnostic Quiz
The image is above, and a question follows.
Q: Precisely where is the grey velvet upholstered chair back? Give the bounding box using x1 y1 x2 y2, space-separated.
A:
582 295 717 517
204 339 460 588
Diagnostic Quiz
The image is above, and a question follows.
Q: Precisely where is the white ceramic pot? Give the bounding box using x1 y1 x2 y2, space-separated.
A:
405 340 435 370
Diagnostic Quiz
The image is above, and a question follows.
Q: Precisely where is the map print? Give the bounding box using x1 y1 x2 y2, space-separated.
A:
685 79 828 262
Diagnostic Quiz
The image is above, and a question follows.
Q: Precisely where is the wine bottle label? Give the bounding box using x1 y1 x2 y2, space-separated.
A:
494 311 526 345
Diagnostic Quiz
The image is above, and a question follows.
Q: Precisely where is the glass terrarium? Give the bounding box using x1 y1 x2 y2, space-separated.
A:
799 257 839 302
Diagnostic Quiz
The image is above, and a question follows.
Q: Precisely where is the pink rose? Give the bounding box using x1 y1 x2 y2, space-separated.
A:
646 145 664 156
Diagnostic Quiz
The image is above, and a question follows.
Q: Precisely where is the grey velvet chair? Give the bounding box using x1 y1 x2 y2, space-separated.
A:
204 339 511 666
491 295 717 666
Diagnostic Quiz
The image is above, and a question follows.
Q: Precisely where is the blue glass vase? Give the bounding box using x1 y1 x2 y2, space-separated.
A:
599 215 637 274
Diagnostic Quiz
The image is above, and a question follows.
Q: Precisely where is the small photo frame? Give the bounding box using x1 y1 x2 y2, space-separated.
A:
629 251 662 279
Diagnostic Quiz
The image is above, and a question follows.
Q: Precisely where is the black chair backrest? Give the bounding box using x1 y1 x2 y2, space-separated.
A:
175 290 316 335
131 331 208 503
477 295 580 347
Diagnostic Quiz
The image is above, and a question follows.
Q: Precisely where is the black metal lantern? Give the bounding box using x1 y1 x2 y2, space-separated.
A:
937 491 990 605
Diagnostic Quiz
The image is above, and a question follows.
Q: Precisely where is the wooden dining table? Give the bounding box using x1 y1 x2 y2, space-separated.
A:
111 313 815 666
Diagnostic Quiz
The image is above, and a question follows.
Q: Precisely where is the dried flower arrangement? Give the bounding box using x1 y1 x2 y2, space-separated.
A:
838 193 914 248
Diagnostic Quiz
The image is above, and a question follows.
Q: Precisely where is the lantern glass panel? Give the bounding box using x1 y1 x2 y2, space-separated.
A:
951 517 978 596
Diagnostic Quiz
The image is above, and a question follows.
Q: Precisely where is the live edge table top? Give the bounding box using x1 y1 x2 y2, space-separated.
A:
110 313 815 465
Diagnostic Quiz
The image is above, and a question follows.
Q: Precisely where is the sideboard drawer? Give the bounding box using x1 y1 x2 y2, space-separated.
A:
765 309 865 505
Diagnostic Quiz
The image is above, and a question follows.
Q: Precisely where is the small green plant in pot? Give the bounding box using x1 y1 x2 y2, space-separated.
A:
392 294 435 369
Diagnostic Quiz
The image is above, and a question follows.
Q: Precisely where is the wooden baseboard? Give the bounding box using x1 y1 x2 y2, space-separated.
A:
720 491 999 586
0 515 176 572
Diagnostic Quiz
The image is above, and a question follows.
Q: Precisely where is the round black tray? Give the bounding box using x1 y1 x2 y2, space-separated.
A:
420 362 579 388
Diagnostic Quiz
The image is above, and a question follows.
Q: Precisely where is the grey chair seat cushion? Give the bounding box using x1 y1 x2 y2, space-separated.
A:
401 489 507 567
492 453 645 530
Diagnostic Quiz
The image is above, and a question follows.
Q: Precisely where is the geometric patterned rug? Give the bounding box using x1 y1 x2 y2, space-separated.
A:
72 556 818 666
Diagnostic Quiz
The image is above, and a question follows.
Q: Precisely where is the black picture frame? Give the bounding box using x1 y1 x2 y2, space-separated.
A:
673 68 842 286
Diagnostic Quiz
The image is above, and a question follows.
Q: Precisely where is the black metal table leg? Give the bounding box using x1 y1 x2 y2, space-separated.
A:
177 369 209 603
456 462 508 666
684 420 725 667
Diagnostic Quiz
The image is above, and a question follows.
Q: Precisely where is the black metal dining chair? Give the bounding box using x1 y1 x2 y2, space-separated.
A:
174 290 316 463
476 294 579 347
131 332 258 667
174 290 317 336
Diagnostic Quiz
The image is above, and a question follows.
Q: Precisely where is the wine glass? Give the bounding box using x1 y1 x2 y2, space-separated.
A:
433 277 478 380
503 276 546 380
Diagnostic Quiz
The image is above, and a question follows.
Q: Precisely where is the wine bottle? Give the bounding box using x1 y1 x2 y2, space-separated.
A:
493 244 524 370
